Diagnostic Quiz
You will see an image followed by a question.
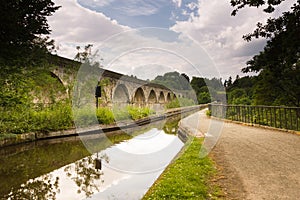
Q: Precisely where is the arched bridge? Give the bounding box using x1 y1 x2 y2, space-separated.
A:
97 69 179 110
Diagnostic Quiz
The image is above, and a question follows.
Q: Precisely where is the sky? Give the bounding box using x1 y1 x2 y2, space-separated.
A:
48 0 295 80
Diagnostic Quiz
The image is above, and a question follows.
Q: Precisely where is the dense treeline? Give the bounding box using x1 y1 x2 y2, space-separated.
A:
152 71 191 90
230 0 300 107
224 76 256 105
151 72 225 104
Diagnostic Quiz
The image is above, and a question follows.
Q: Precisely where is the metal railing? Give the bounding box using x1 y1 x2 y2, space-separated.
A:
208 104 300 131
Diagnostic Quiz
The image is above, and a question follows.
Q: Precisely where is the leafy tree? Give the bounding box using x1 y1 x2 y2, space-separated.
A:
75 44 93 62
190 77 206 95
228 88 252 105
0 0 60 65
197 92 211 104
225 76 256 104
224 76 232 88
231 0 300 106
152 71 191 90
180 73 190 83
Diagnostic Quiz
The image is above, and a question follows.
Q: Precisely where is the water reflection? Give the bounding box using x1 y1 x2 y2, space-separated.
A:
1 117 185 199
63 154 109 198
4 174 59 200
163 116 180 135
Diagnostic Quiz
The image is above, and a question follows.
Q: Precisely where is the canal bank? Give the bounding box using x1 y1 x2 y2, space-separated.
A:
0 108 202 199
142 139 221 199
142 109 222 199
0 105 207 148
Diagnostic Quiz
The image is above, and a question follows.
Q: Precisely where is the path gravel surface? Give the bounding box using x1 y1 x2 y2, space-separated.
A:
181 109 300 199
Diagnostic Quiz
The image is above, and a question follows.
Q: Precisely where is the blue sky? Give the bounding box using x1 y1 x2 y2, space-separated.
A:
77 0 198 28
48 0 295 80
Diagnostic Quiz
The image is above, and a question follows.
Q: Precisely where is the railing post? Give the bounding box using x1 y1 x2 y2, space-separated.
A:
290 108 292 130
274 107 277 128
284 108 287 129
297 108 299 131
258 106 260 124
279 107 282 128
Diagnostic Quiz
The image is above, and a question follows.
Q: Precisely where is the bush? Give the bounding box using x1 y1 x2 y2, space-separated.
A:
112 106 154 121
166 97 195 109
96 107 115 124
112 106 131 121
0 103 73 134
33 103 73 132
73 106 97 127
206 110 212 117
127 106 154 120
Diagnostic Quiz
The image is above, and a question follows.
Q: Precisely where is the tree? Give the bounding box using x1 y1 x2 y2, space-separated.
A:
231 0 300 106
152 71 191 90
0 0 60 65
226 76 255 104
180 73 190 83
197 92 211 104
227 76 233 88
190 77 206 94
75 44 93 62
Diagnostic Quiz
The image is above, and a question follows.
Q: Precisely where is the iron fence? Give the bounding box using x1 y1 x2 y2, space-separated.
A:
208 104 300 131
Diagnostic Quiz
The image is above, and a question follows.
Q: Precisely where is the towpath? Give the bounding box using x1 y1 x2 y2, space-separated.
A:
180 109 300 199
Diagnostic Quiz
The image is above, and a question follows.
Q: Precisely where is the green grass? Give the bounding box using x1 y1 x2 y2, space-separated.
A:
142 137 221 200
112 106 155 122
0 103 73 135
165 97 195 109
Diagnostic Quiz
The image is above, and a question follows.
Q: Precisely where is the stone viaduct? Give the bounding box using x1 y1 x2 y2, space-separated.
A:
49 56 184 110
98 69 178 110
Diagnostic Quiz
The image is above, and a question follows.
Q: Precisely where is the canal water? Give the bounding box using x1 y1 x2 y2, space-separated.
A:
0 117 185 200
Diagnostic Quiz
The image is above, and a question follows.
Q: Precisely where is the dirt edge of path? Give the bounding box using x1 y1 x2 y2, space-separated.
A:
209 145 248 200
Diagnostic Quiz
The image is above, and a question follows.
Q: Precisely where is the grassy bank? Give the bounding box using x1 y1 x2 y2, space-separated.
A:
0 63 157 138
165 97 195 109
143 137 222 200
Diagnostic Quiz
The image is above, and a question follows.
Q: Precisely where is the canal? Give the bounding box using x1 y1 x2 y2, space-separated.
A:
0 116 186 200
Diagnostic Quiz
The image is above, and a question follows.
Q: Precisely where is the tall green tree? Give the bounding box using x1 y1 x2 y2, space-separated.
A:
231 0 300 106
0 0 60 65
152 71 191 90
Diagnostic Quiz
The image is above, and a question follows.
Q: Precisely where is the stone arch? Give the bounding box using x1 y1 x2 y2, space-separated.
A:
50 71 65 87
167 93 171 102
133 87 146 104
148 90 157 103
158 91 165 103
113 84 130 103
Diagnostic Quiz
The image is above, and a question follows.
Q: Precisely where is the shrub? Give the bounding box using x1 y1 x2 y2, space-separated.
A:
112 106 131 121
127 106 154 120
166 97 195 109
73 106 97 127
96 107 115 125
206 110 211 117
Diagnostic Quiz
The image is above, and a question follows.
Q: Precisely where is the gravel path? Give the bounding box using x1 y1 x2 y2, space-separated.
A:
182 109 300 199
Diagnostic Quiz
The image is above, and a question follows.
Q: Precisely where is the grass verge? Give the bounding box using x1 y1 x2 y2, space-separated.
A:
142 137 222 200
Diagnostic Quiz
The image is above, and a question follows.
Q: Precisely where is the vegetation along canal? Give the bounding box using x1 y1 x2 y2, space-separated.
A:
0 116 186 199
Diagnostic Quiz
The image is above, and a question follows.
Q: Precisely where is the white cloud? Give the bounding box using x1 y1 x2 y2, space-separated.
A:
78 0 115 7
115 3 158 16
49 1 217 80
48 0 129 59
48 0 296 80
172 0 182 8
171 0 296 78
186 2 198 10
93 28 220 80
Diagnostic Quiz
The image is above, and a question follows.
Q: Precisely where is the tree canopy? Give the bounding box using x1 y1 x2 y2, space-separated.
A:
0 0 60 65
231 0 300 106
152 71 191 90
